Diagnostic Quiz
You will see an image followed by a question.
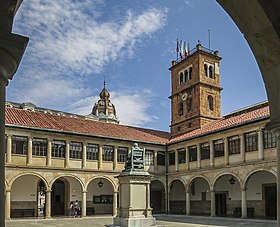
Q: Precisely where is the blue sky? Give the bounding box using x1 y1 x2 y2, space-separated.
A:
9 0 267 132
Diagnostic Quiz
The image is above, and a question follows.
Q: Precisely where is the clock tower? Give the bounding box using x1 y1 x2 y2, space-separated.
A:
169 42 222 137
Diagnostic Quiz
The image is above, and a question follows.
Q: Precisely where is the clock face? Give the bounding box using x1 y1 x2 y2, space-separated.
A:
181 92 188 101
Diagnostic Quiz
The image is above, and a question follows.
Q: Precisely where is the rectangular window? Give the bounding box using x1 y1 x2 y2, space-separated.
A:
263 129 277 149
145 150 154 165
86 143 98 160
169 151 175 165
228 136 240 155
32 138 47 156
12 136 27 155
214 139 224 158
103 145 114 161
178 148 186 164
245 131 258 152
70 142 82 159
157 151 165 165
117 147 128 162
52 140 65 158
200 142 210 160
189 146 197 162
178 102 184 116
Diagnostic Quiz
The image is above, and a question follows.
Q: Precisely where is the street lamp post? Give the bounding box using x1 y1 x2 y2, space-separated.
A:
0 0 29 226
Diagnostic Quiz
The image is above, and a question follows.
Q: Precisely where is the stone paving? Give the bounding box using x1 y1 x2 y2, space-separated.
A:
6 215 277 227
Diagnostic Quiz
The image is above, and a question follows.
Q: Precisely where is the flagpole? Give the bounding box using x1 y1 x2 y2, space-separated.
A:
208 29 211 50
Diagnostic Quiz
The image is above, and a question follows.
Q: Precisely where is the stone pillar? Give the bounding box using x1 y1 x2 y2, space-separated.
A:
65 141 70 168
47 140 52 167
197 145 201 168
241 188 247 218
166 191 170 214
153 150 158 173
186 146 189 170
210 140 214 167
6 135 12 164
82 143 87 169
113 190 118 217
113 146 118 171
210 190 216 217
27 137 32 165
240 134 245 163
186 190 190 215
98 144 103 170
146 182 151 211
258 129 264 160
45 190 52 219
175 149 178 171
5 189 10 220
82 191 87 217
224 137 229 165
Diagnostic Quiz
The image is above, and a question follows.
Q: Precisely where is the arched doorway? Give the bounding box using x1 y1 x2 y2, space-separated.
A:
51 176 82 216
213 174 240 217
245 170 277 219
169 179 185 214
87 177 114 215
189 177 210 216
10 174 46 218
150 180 165 214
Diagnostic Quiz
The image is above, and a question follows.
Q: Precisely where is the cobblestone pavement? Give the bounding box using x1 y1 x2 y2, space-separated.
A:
6 215 277 227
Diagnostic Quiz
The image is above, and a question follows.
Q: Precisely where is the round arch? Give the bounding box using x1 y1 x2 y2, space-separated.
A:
243 168 277 189
213 172 242 189
86 175 117 192
187 175 211 191
168 178 186 192
151 180 166 214
9 172 49 189
49 174 84 190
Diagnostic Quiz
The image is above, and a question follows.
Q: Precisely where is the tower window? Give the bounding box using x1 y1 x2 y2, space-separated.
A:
189 67 192 80
179 72 184 85
184 69 188 82
204 64 208 77
178 102 184 115
207 95 214 111
187 97 192 112
209 65 214 78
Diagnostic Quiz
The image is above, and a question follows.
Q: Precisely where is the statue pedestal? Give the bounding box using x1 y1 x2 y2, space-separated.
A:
112 171 156 227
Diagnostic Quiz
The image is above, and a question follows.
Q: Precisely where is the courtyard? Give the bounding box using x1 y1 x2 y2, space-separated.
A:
6 215 277 227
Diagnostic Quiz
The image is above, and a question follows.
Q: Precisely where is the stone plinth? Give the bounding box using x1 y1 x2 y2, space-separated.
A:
112 171 155 227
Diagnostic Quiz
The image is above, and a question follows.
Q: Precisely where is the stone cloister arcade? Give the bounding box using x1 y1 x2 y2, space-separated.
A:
151 163 277 220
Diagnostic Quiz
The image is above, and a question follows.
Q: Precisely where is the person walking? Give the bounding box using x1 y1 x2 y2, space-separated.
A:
74 200 80 217
69 201 75 217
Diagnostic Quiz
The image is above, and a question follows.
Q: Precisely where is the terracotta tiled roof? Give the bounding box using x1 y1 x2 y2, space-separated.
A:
5 107 170 144
169 103 270 144
5 101 270 145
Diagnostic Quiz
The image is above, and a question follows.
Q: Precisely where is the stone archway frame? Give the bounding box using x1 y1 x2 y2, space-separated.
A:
212 172 242 190
151 179 167 214
85 175 117 192
151 179 166 192
186 175 211 192
168 177 187 193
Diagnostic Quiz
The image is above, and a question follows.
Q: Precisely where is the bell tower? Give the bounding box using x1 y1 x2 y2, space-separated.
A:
169 42 222 137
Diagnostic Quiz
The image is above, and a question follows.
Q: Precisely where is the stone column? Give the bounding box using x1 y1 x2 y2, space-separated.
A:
197 145 201 168
65 141 70 168
241 188 247 218
258 129 264 160
240 134 245 163
5 189 10 220
27 137 32 165
210 140 214 167
6 135 12 164
210 190 216 217
175 149 178 171
82 190 87 217
153 150 158 173
146 183 151 211
186 190 190 215
224 137 229 165
113 190 118 217
45 190 52 219
167 191 170 214
82 143 87 169
47 140 52 167
186 146 189 170
113 146 118 171
98 144 103 170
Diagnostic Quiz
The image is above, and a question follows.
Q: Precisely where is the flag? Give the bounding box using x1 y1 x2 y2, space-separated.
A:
184 42 188 58
179 40 183 59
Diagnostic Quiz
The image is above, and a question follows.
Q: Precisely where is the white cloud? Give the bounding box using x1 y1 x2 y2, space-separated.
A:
69 89 155 126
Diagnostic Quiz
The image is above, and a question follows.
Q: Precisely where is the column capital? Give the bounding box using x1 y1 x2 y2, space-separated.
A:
45 189 52 193
82 190 87 193
5 189 11 193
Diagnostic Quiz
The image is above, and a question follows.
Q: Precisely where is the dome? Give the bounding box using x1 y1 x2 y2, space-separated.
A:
86 82 119 124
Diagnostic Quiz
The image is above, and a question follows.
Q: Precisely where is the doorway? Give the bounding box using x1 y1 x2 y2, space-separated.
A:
151 191 162 214
215 193 227 217
264 184 276 219
51 180 66 216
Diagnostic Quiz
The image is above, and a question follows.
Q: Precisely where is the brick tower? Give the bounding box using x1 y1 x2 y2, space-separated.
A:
169 42 222 137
